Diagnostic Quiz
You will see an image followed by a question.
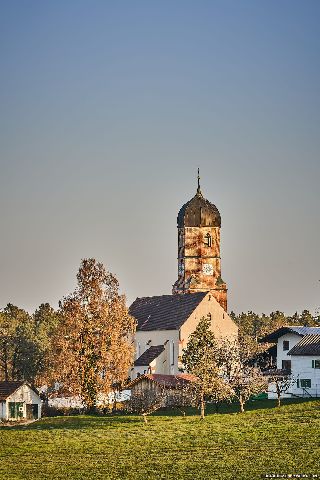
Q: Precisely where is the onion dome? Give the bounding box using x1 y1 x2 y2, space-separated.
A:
177 170 221 228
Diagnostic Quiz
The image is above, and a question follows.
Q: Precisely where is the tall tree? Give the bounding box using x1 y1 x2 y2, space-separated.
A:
182 317 232 419
299 310 315 327
0 304 36 382
232 310 320 345
33 303 61 385
49 258 136 411
0 308 16 381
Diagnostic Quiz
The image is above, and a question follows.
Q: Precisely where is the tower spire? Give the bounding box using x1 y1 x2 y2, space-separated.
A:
197 168 202 195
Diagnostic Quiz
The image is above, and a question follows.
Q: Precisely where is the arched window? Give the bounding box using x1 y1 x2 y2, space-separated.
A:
204 232 212 247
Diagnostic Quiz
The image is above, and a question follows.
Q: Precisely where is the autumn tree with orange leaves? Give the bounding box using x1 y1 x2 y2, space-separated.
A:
48 258 136 411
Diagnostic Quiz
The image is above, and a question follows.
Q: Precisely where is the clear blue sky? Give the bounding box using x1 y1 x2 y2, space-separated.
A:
1 1 319 315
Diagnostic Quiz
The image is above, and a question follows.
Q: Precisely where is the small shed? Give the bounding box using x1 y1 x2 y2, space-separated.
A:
0 382 41 421
128 374 198 409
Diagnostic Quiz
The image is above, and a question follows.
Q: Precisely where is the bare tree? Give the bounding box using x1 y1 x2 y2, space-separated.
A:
129 388 167 423
129 377 198 423
228 366 267 413
219 338 267 413
265 370 294 407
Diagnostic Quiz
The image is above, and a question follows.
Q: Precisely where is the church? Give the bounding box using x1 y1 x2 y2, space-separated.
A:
129 172 238 379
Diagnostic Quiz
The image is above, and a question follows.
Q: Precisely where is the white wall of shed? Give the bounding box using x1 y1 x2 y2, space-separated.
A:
7 384 42 419
0 401 5 419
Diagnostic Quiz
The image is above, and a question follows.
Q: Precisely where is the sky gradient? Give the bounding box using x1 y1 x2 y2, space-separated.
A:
1 1 320 315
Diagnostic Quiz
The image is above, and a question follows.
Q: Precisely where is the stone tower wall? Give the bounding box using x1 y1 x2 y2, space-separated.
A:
173 226 228 311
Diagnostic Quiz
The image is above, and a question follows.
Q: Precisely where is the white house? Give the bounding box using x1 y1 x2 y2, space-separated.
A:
261 326 320 399
0 381 42 421
129 291 238 379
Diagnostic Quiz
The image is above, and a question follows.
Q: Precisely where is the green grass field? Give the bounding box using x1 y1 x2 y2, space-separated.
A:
1 399 319 480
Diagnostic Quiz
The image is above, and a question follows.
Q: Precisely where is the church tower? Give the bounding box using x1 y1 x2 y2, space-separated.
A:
172 170 228 311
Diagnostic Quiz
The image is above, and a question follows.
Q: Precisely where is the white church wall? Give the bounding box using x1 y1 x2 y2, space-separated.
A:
180 293 238 355
132 330 180 378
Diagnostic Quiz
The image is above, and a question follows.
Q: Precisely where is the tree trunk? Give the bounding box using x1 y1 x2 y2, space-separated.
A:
11 347 17 381
276 385 281 407
200 392 205 420
4 344 9 382
113 391 117 412
86 404 97 415
239 395 245 413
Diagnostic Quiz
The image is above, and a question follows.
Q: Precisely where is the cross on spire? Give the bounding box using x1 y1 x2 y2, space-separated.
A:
197 168 202 195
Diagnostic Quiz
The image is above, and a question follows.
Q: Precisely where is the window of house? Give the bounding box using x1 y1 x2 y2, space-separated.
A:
282 360 291 372
297 379 311 388
312 360 320 369
204 233 212 247
283 340 290 351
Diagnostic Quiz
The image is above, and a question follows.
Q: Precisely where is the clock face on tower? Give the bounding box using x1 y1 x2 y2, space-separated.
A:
202 263 213 275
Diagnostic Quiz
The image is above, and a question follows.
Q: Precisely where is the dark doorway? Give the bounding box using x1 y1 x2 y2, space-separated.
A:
26 404 39 420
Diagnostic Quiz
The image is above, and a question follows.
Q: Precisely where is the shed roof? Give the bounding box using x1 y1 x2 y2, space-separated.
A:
128 373 198 389
134 345 165 366
262 369 291 377
288 334 320 356
0 381 39 401
260 326 320 343
129 292 207 331
0 381 24 401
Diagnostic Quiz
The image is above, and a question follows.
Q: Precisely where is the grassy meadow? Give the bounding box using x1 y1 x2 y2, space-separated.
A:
0 399 319 480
